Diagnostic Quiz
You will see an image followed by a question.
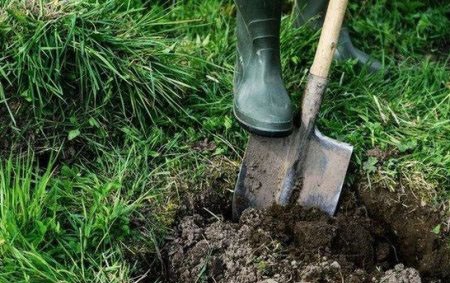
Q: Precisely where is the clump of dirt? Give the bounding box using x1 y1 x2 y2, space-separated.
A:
380 264 422 283
165 199 422 283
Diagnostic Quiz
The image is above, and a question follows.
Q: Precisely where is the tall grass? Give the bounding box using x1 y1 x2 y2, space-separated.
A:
0 149 170 282
0 0 198 136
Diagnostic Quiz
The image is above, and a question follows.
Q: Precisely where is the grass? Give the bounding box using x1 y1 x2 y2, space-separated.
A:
0 148 170 282
0 0 449 282
0 0 200 148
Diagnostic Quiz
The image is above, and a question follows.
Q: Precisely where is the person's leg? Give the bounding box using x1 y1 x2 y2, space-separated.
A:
234 0 293 137
295 0 382 73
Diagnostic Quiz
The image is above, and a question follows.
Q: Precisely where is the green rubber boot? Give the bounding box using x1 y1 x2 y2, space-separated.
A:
233 0 293 137
295 0 382 73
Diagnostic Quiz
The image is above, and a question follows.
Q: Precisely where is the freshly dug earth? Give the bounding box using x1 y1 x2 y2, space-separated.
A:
359 186 450 279
163 186 449 283
166 205 422 282
166 196 404 282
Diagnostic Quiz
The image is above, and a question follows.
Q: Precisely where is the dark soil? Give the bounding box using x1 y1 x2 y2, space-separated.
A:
358 185 450 280
150 154 450 283
165 207 419 282
160 184 450 283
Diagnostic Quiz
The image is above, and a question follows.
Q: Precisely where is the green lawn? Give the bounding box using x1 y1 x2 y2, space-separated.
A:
0 0 449 282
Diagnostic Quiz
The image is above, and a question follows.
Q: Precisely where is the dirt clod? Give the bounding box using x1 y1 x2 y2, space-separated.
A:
380 264 422 283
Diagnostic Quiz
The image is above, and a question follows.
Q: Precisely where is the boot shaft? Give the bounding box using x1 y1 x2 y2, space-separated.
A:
235 0 282 53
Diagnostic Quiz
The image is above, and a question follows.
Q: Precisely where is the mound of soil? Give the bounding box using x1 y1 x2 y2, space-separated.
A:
161 182 450 283
155 157 449 283
165 201 422 282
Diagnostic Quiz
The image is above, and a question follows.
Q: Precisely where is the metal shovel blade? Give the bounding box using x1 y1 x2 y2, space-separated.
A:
297 128 353 215
232 126 353 218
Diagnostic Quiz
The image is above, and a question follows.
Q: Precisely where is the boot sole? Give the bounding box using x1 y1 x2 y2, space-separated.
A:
233 107 293 138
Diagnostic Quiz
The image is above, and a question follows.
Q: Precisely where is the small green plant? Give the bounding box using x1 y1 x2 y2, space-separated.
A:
256 259 268 273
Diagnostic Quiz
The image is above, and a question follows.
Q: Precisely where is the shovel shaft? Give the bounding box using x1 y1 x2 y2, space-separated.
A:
300 0 348 130
300 74 328 135
310 0 348 78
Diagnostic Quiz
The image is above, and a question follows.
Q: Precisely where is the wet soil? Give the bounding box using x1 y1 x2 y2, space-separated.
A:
161 181 449 283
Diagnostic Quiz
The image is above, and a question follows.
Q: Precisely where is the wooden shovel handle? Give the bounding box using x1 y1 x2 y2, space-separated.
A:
310 0 349 78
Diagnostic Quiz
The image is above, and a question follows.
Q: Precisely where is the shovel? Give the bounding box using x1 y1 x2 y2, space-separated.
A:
233 0 353 219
